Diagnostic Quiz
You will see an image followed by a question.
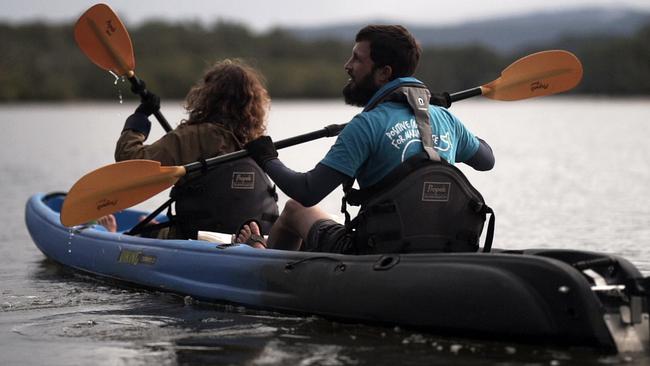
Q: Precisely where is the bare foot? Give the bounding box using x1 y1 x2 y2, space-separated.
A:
97 214 117 233
235 221 266 249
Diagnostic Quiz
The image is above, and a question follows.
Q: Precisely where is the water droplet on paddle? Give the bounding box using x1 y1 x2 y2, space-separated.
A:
109 70 119 84
108 72 126 104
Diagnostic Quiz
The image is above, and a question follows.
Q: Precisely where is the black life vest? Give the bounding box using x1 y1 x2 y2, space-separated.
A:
169 157 279 239
341 81 495 254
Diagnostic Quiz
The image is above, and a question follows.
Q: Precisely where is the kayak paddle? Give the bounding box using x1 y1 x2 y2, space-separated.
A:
60 49 583 227
60 125 344 227
450 50 583 102
74 3 173 132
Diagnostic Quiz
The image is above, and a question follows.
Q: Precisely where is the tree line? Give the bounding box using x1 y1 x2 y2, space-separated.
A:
0 20 648 102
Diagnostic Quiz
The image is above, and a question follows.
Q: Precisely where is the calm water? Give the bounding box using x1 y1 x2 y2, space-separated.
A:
2 98 650 365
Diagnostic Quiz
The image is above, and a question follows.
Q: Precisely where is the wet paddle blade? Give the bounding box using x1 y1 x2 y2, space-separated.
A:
74 3 135 76
60 160 186 227
482 50 583 101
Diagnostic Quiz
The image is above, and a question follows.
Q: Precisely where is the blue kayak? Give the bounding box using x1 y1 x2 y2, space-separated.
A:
25 192 650 353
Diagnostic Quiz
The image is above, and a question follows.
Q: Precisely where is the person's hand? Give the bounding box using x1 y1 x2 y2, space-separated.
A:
134 92 160 117
245 136 278 168
130 77 147 95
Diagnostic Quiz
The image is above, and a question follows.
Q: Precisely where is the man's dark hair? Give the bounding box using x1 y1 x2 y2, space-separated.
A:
355 25 421 79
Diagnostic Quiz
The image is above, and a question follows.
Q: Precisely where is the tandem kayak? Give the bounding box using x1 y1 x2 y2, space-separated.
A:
25 192 650 353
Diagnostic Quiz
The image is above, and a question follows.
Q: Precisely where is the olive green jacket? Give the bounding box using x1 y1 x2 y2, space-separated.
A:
115 121 242 166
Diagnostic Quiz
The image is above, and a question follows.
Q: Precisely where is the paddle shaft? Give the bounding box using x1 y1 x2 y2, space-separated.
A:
179 82 538 175
450 87 483 102
182 123 346 175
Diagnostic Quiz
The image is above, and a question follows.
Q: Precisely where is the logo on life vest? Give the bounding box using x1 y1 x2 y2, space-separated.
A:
231 172 255 189
422 182 450 202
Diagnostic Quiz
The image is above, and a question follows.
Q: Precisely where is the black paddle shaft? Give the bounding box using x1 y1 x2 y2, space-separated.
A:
449 87 483 103
180 85 484 175
183 123 347 174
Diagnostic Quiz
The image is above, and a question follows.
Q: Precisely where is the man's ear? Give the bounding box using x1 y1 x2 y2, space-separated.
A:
374 65 393 84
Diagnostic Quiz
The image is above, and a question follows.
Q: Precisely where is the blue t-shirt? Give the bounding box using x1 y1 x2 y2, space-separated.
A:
321 101 479 187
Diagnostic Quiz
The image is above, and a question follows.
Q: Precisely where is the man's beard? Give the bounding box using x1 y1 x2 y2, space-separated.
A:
342 72 380 107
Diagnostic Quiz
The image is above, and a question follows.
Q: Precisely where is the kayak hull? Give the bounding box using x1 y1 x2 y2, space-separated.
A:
25 192 650 352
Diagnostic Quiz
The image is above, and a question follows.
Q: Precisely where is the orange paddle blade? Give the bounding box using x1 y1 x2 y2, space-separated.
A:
74 3 135 76
60 160 186 227
482 50 583 101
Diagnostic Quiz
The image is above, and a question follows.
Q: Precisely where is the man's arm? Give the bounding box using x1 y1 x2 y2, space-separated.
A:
464 138 495 171
263 159 350 207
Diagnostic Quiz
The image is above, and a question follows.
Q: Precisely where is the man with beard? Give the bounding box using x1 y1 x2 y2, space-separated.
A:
237 25 495 253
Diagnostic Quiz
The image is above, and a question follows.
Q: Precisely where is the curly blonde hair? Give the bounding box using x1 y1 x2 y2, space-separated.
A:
183 59 269 144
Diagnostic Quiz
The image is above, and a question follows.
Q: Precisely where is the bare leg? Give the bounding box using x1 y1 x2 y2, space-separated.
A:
266 199 331 250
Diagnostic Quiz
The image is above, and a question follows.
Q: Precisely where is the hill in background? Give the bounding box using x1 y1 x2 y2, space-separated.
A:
288 7 650 53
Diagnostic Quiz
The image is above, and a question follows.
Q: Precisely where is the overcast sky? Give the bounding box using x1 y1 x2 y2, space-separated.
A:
3 0 650 30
